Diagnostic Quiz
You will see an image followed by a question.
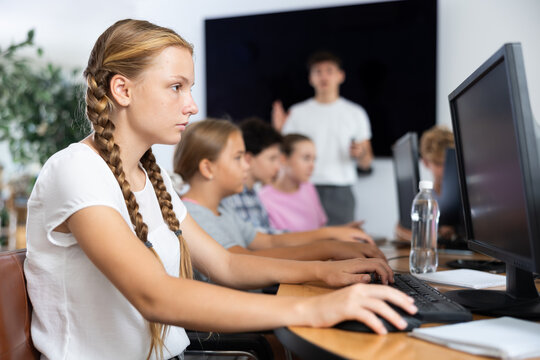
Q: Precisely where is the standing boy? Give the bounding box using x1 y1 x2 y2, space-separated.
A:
273 51 373 225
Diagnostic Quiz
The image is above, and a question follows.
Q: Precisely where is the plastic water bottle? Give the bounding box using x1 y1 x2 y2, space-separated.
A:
409 180 439 274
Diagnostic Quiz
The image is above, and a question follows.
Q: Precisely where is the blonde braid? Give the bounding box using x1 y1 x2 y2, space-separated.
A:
87 75 149 245
141 149 194 279
86 72 167 360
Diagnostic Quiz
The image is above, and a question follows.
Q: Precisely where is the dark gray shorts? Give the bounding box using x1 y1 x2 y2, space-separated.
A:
315 185 355 225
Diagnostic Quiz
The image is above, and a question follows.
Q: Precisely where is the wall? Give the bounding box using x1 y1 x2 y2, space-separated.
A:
1 0 539 238
437 0 540 128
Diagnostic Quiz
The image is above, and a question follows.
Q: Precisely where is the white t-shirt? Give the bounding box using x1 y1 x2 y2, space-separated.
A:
24 143 189 360
283 97 372 186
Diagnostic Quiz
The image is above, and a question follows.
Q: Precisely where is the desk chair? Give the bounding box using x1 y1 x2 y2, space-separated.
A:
185 331 275 359
0 249 276 360
0 249 39 360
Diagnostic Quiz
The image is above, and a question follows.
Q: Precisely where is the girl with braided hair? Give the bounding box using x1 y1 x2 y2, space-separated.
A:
24 19 416 360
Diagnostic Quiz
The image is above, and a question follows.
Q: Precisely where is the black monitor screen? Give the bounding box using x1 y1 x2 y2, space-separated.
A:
453 59 529 259
447 43 540 318
392 132 419 229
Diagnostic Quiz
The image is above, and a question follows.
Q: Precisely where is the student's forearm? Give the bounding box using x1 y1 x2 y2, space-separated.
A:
270 228 333 247
146 276 311 332
220 252 325 290
269 227 372 247
234 242 333 262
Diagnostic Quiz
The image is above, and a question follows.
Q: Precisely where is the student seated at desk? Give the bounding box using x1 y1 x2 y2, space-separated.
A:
259 133 328 231
220 117 285 234
395 125 457 241
173 119 386 262
24 20 417 359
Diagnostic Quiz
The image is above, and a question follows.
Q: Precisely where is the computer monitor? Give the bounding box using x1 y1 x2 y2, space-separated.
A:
392 132 420 230
446 43 540 318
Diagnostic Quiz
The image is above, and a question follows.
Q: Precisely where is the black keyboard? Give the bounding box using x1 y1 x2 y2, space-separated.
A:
391 273 472 323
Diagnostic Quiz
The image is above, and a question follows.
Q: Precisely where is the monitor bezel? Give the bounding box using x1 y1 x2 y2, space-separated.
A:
391 132 420 230
449 43 540 273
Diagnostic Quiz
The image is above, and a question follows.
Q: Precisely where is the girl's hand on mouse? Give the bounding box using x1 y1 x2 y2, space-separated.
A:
299 283 417 334
315 258 394 287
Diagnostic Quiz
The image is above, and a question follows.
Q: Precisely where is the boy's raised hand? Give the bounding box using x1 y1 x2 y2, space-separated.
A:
271 100 289 132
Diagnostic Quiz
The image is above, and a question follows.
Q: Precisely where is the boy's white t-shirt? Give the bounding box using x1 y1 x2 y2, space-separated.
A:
283 97 372 186
24 143 189 360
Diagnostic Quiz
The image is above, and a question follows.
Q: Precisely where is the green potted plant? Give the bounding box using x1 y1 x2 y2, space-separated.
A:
0 30 89 249
0 29 89 165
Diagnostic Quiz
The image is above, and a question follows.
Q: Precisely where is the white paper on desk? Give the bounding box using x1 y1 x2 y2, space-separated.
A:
412 269 506 289
410 317 540 360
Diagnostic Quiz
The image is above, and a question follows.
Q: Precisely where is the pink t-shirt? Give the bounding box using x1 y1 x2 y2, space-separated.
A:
258 182 328 231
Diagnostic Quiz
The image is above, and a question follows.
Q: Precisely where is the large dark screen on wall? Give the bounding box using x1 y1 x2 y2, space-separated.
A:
205 0 437 156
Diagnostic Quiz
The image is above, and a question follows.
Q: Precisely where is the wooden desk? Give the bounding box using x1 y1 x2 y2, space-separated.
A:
275 242 540 360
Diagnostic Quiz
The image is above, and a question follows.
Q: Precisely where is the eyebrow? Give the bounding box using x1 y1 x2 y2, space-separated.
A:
170 75 195 86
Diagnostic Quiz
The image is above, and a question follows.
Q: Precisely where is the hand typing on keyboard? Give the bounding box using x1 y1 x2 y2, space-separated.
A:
317 257 396 287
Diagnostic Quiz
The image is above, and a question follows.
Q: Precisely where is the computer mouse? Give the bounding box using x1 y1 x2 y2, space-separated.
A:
334 315 422 333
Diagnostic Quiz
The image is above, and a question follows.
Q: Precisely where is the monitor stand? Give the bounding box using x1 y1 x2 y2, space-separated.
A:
445 265 540 320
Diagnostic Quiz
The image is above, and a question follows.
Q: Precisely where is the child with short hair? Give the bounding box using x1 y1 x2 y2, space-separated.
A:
221 117 283 234
395 125 456 241
420 125 455 195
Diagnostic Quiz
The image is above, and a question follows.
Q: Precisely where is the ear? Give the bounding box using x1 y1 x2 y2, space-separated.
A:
279 153 288 165
308 72 315 88
109 74 132 107
338 69 346 85
422 158 430 168
198 158 215 180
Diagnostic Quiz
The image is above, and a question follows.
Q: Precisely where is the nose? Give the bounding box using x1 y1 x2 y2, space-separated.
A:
183 93 199 116
308 160 315 172
242 156 250 172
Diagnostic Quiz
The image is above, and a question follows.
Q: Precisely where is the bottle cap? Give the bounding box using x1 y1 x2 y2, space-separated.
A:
419 180 434 190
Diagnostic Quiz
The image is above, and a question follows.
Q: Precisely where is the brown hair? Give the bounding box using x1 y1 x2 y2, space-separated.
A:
307 51 343 71
281 133 312 157
83 19 193 360
174 119 240 182
420 125 455 163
